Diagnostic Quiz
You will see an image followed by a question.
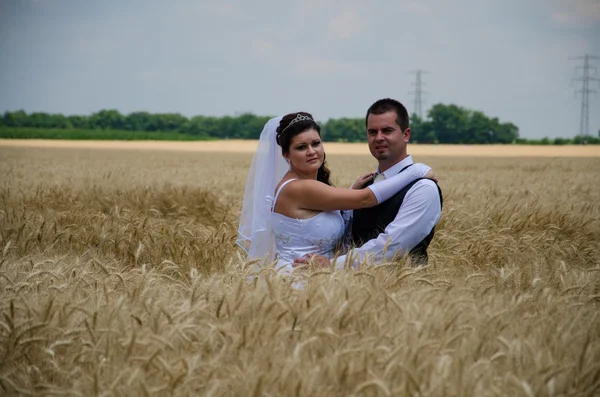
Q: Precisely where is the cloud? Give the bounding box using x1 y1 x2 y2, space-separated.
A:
251 39 281 66
550 0 600 26
291 53 364 77
550 37 592 60
400 1 432 16
294 0 333 18
327 7 365 39
206 2 245 18
71 37 114 59
252 39 275 57
249 38 364 78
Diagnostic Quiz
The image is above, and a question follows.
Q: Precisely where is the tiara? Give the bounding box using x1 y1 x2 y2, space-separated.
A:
282 114 313 133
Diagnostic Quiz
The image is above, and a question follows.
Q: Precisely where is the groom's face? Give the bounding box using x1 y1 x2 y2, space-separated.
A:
367 111 410 167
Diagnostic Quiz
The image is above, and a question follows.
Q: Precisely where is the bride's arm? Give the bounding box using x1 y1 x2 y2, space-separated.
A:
284 163 433 211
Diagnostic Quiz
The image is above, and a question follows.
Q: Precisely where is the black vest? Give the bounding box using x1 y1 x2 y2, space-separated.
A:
352 165 443 266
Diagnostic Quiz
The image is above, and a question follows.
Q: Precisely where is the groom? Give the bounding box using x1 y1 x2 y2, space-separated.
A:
294 98 443 269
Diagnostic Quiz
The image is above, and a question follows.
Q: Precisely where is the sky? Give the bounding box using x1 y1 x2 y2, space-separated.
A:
1 0 599 139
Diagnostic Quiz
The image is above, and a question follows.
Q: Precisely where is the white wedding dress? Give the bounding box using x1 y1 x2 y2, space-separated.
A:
270 179 348 278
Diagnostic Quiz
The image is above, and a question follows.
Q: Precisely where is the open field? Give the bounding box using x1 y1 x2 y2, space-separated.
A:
1 144 600 396
1 138 600 157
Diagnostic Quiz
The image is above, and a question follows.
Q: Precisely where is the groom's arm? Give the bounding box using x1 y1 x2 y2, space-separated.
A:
332 179 441 270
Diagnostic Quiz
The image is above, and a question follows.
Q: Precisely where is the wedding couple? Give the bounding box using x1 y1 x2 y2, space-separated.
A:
237 98 443 279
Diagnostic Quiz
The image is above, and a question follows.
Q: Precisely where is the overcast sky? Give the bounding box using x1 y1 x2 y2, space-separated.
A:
1 0 599 139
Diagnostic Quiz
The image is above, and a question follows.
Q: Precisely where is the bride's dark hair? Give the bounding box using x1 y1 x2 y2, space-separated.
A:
276 112 332 186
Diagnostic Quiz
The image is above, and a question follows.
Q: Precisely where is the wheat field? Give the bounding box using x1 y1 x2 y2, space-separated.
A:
1 143 599 396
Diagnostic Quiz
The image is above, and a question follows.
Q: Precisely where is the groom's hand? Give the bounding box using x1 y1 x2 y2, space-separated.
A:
293 254 330 269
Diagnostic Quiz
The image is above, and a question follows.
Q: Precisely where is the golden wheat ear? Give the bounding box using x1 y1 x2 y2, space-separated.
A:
1 147 599 396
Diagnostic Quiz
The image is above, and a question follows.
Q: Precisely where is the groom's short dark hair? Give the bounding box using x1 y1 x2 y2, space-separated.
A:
366 98 410 131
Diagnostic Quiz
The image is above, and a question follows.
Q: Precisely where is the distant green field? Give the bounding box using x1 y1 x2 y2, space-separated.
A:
0 127 215 141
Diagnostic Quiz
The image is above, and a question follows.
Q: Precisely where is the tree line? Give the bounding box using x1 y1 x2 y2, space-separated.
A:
1 105 598 144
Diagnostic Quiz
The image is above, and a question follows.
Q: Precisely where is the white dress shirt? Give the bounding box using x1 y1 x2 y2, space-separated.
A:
333 155 442 269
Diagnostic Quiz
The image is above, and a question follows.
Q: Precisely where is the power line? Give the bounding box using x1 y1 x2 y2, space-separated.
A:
408 70 429 119
571 54 599 143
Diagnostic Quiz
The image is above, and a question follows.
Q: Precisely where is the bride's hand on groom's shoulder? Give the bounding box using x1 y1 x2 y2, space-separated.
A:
425 169 438 183
351 173 375 189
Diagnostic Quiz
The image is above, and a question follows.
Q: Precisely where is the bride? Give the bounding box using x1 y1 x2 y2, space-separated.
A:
237 112 434 279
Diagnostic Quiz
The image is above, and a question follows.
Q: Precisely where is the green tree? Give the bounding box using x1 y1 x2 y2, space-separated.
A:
125 111 154 131
423 104 519 144
68 115 90 129
409 114 436 143
428 104 469 143
183 115 210 137
218 115 236 138
26 113 72 129
151 113 188 132
234 113 272 139
3 110 28 127
493 121 519 143
553 137 570 145
89 109 125 130
1 106 531 144
465 111 491 143
573 135 600 144
189 116 222 138
323 118 364 142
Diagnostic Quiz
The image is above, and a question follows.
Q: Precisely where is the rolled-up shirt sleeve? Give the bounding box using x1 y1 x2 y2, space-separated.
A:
333 179 442 270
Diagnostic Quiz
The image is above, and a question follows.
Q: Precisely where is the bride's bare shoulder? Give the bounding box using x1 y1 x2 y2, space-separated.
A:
274 176 303 196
